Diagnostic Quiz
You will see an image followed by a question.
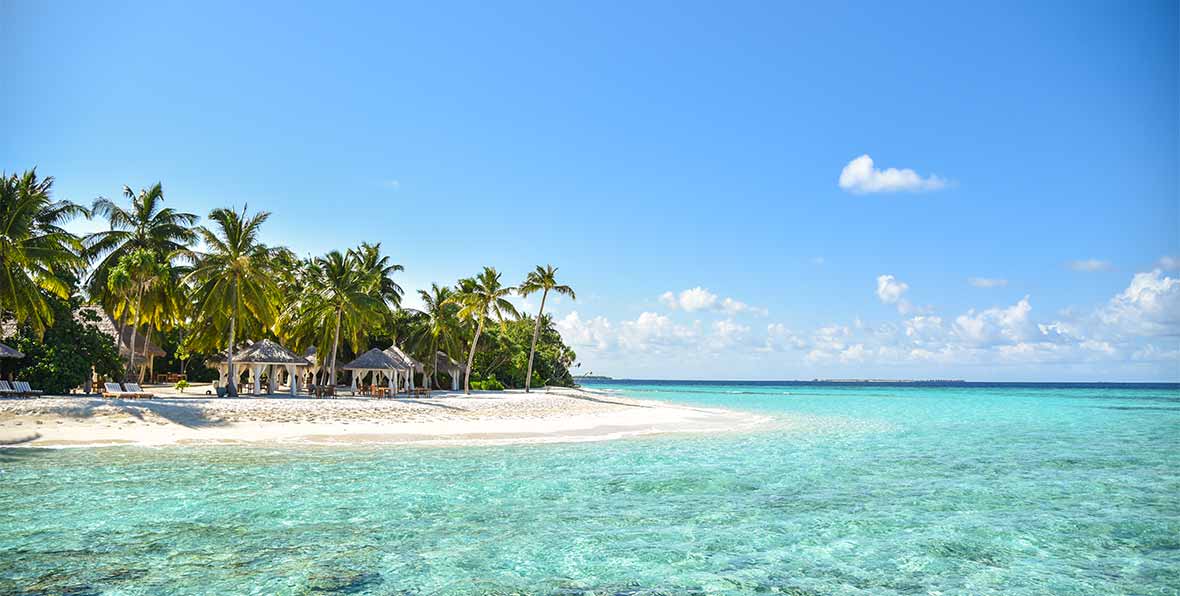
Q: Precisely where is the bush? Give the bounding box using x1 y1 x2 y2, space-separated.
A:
175 379 190 392
471 377 505 391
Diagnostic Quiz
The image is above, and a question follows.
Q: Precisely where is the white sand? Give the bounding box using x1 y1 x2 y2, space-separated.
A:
0 385 768 448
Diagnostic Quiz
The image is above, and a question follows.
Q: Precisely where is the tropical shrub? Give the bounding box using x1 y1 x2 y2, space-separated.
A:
471 377 505 391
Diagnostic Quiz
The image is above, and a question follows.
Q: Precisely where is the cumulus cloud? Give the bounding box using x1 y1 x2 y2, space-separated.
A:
1094 270 1180 337
1157 256 1180 271
660 287 766 316
968 277 1008 288
1068 259 1112 272
953 296 1035 346
876 275 908 304
838 154 947 194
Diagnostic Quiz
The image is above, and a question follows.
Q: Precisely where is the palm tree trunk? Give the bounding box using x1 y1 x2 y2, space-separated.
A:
124 287 144 382
328 308 342 395
138 326 153 384
226 279 238 397
524 289 548 393
463 315 484 395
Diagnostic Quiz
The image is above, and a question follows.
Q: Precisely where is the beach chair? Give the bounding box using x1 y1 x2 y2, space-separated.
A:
0 380 22 397
103 382 133 399
13 381 42 396
123 382 154 398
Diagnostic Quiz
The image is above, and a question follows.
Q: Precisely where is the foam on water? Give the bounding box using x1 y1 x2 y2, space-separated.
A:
1 382 1178 594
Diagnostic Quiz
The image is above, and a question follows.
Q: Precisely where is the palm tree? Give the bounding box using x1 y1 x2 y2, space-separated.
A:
352 242 404 308
107 249 168 380
186 207 280 396
518 265 575 393
410 283 463 388
84 183 196 311
279 250 390 392
0 170 87 335
448 267 520 395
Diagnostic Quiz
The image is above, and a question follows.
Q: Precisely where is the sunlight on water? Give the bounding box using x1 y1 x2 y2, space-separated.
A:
1 383 1178 594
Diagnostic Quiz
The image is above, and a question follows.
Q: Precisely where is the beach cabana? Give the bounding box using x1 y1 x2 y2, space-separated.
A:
231 340 313 396
435 352 465 391
0 342 25 360
342 348 406 396
383 346 423 392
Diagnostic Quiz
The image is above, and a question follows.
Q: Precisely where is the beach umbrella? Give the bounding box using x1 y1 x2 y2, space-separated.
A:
0 342 24 359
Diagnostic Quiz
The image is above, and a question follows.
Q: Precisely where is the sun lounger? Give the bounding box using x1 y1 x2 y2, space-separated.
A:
13 381 42 396
0 380 22 397
103 382 134 399
123 382 154 398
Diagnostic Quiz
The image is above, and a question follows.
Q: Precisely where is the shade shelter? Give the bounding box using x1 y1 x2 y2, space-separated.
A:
342 348 407 396
383 346 423 392
229 339 312 396
435 352 465 391
0 342 25 359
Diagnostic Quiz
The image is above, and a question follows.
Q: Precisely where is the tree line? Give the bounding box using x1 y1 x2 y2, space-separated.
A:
0 169 578 395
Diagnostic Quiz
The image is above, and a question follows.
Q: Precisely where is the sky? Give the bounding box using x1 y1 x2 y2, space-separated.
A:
2 1 1177 381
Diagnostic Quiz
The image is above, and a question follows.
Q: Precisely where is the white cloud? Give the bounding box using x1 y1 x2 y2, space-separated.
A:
876 275 908 304
968 277 1008 288
555 311 614 352
838 154 947 194
1068 259 1112 272
1157 256 1180 271
660 287 766 316
661 287 718 312
953 296 1035 346
712 319 751 347
1095 270 1180 338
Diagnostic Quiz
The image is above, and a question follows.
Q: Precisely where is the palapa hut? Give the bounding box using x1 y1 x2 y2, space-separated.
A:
0 342 25 359
212 339 312 396
342 348 406 396
77 306 167 378
435 351 465 391
383 345 423 392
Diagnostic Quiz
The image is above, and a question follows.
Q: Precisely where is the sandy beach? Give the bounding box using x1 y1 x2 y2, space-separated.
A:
0 385 767 448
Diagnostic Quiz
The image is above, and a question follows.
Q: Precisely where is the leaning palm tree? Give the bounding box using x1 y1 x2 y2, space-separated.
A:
518 265 575 393
410 283 463 388
84 183 196 311
448 267 520 395
186 207 280 396
278 250 390 392
0 170 87 335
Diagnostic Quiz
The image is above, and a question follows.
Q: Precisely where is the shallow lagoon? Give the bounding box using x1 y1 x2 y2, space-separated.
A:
2 383 1178 595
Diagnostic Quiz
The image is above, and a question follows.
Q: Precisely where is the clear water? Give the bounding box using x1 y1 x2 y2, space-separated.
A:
2 382 1178 595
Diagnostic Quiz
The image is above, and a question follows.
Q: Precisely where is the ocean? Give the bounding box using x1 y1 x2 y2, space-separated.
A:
1 381 1178 594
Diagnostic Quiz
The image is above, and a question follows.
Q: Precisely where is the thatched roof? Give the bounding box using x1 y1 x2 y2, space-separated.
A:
383 345 422 371
76 306 167 357
436 351 465 373
0 342 24 359
233 339 311 365
2 306 166 357
343 348 404 371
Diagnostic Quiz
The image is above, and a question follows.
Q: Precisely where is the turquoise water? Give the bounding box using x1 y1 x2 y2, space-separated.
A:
2 382 1179 595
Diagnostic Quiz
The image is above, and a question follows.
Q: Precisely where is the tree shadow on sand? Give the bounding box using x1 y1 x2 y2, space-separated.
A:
38 398 231 429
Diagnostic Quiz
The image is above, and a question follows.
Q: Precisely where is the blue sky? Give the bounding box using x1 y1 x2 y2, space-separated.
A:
3 1 1177 381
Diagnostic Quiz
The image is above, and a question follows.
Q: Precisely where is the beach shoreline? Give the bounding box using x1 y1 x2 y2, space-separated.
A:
0 386 768 448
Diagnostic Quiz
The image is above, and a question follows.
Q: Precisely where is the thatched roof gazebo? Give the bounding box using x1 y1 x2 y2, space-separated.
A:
218 339 312 396
383 345 424 392
435 351 465 391
342 348 407 396
0 342 24 359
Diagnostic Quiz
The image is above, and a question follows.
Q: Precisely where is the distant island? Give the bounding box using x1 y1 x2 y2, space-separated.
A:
575 375 614 380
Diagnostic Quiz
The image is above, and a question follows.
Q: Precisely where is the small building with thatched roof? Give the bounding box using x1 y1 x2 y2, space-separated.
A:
342 348 408 395
209 339 312 396
3 306 166 380
435 352 465 391
0 342 24 359
383 345 424 391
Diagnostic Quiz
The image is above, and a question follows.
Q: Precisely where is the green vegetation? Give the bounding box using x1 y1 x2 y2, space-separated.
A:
0 168 580 395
